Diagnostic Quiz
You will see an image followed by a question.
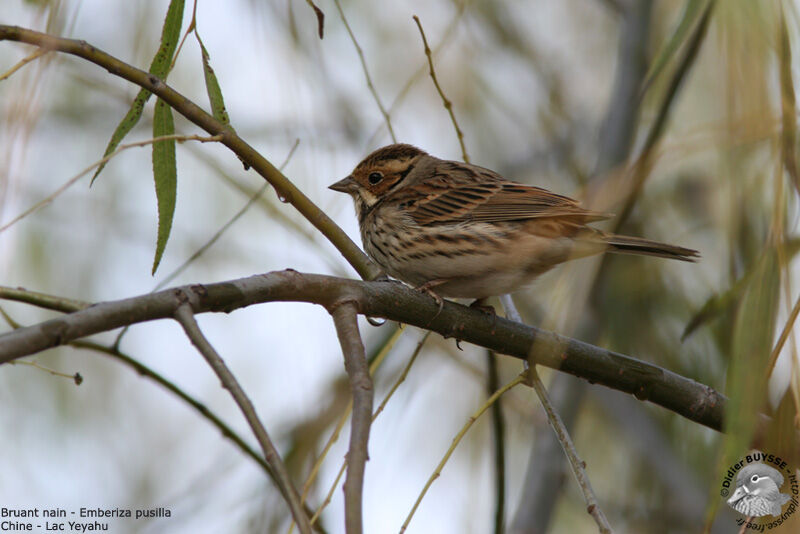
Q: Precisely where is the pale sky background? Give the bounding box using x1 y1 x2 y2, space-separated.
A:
1 1 797 533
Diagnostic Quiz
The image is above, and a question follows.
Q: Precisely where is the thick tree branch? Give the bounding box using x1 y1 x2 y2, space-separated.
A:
0 271 726 432
0 25 381 281
330 302 373 534
173 302 312 534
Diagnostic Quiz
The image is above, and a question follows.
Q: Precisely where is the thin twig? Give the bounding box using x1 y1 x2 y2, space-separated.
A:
169 0 198 73
400 373 525 533
412 15 469 163
0 285 90 312
373 331 430 419
501 295 612 532
0 48 48 81
527 367 613 533
0 309 82 383
330 302 373 534
173 301 312 534
333 0 396 143
365 3 465 148
311 462 346 527
0 133 223 233
8 358 82 384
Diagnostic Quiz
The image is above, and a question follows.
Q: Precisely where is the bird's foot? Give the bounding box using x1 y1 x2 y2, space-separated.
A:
469 298 496 316
470 298 497 332
416 279 447 324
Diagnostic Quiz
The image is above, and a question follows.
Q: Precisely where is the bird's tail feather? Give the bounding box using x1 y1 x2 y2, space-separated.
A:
605 234 699 262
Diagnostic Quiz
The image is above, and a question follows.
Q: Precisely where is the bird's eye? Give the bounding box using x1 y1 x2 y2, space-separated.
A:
368 172 383 185
751 475 760 483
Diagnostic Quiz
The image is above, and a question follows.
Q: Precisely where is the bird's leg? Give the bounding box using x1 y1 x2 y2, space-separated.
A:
470 298 497 329
452 300 495 350
469 298 496 316
415 279 448 322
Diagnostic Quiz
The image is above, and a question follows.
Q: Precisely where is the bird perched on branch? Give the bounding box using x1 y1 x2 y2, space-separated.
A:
727 463 791 517
330 144 698 304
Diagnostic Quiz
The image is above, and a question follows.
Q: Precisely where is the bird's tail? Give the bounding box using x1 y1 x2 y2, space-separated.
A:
605 234 699 262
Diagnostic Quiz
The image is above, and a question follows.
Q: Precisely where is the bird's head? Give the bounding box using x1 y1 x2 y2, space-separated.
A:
329 144 427 219
728 463 785 505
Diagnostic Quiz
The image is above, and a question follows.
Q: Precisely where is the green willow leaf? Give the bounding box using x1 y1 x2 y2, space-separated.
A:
682 238 800 340
681 272 751 341
199 40 230 127
723 248 779 462
92 0 186 184
151 98 177 275
641 0 706 95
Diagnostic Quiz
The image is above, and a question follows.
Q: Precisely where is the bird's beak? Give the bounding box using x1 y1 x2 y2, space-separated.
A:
727 486 747 505
329 176 358 194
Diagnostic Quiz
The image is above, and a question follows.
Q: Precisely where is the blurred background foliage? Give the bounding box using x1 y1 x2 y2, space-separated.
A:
1 0 799 532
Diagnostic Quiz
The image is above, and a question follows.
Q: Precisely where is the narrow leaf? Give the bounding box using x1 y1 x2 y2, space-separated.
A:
723 248 780 462
92 0 186 184
682 237 800 340
641 0 705 95
151 99 177 275
681 272 752 341
779 5 800 196
199 41 231 126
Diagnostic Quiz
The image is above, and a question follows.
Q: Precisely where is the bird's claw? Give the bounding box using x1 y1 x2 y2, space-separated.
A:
415 280 447 327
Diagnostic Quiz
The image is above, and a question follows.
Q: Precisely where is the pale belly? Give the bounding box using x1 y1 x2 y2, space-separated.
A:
361 216 594 299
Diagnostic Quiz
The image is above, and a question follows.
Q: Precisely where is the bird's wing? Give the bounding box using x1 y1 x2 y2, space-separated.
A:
402 161 609 225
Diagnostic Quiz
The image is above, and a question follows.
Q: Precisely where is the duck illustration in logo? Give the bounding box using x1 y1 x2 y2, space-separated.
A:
727 463 791 517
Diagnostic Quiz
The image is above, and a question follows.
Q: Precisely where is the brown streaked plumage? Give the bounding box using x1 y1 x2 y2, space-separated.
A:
330 144 699 300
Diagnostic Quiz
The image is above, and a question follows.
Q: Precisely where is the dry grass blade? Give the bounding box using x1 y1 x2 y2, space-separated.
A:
779 3 800 195
399 373 525 533
333 0 396 142
0 134 222 234
412 14 469 163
